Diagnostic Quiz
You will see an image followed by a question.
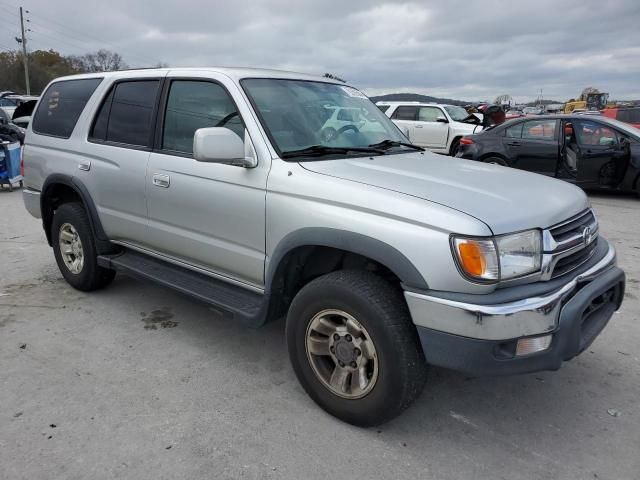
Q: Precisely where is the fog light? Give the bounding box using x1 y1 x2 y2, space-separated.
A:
516 335 552 356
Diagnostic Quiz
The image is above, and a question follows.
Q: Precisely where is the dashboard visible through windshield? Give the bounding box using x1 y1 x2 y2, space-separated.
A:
241 78 409 159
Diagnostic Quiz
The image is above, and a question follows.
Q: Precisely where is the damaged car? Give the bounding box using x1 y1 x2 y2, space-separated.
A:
456 114 640 195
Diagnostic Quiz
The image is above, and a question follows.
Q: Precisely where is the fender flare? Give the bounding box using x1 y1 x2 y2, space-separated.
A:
265 227 428 291
41 173 110 248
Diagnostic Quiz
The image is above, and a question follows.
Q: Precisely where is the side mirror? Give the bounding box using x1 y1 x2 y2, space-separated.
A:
193 127 257 168
436 116 448 123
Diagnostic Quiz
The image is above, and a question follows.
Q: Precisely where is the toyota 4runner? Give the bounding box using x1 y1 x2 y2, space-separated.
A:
22 68 625 426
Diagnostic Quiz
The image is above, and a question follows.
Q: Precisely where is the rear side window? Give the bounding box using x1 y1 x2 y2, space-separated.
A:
90 80 160 147
505 123 523 138
521 119 557 141
391 106 418 121
32 78 102 138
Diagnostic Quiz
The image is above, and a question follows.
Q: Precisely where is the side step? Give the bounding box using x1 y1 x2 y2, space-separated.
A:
98 250 267 326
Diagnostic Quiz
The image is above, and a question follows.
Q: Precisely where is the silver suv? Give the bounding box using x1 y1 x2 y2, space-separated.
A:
22 68 625 426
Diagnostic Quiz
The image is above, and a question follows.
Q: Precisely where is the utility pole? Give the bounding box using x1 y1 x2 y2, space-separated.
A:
19 7 30 95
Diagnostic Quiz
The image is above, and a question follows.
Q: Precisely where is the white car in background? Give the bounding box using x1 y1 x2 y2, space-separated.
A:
377 102 483 156
320 106 386 141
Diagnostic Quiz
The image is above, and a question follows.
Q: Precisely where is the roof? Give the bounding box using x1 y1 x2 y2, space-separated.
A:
48 67 341 85
375 101 456 107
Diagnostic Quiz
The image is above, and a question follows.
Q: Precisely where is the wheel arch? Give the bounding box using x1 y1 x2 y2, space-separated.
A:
263 228 428 322
41 174 111 252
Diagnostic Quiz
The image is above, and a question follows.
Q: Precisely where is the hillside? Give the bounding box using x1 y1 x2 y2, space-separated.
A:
368 93 469 106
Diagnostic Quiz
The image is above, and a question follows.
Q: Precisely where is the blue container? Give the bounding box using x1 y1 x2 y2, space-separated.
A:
0 140 22 188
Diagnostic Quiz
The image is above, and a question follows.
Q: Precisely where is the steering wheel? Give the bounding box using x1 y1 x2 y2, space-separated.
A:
216 111 239 128
321 124 360 142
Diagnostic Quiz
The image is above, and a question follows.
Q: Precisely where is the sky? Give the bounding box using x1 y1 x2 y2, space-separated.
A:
1 0 639 103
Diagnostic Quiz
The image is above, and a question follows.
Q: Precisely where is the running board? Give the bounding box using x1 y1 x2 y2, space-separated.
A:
98 250 267 326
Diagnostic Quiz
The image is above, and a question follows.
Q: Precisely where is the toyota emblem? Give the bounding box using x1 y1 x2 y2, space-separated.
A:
582 226 592 245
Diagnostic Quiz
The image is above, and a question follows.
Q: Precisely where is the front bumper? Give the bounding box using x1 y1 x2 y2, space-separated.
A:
405 240 625 376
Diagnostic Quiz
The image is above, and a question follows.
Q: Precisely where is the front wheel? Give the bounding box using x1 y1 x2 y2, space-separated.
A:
449 138 461 156
286 270 428 426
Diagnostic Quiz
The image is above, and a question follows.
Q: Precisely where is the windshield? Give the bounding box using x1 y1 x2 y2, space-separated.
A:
241 79 408 158
443 105 469 122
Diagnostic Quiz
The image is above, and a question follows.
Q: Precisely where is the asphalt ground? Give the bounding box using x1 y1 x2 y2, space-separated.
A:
1 187 638 480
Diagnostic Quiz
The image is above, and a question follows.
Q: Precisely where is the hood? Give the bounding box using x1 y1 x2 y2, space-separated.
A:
299 152 589 234
460 113 482 125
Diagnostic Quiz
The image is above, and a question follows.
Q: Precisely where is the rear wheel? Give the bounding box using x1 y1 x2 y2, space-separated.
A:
52 202 115 291
286 270 428 426
484 156 508 166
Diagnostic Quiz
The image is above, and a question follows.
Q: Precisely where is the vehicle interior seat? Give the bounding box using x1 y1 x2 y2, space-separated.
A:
564 123 578 173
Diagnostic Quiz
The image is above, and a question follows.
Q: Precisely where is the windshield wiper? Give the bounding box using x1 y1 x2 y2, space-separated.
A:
281 145 385 159
367 139 425 151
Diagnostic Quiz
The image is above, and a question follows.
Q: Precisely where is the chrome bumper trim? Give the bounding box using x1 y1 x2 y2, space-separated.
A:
405 242 616 341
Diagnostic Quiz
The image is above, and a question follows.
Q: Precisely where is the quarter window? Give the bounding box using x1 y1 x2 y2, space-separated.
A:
391 106 418 121
162 80 244 155
32 78 102 138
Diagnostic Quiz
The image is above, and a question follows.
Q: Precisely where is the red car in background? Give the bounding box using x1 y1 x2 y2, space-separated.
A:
601 107 640 129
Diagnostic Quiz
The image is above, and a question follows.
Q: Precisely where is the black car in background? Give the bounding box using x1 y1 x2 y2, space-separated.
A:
457 114 640 195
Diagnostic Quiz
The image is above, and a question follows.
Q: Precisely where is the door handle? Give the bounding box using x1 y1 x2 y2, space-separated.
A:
78 161 91 171
507 142 521 146
152 173 170 188
414 124 424 128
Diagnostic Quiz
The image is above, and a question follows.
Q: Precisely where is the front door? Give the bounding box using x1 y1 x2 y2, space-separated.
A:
415 106 449 148
504 119 559 176
574 120 628 188
145 74 269 288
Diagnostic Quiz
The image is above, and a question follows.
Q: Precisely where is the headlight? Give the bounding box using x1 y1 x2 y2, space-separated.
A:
452 229 541 282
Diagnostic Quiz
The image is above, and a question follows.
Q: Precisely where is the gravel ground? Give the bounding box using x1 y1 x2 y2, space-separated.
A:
1 187 638 480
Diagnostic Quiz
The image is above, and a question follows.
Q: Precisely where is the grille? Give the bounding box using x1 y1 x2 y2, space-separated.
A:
547 209 599 279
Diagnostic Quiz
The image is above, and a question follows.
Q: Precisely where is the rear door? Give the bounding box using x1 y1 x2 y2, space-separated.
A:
574 120 628 187
390 106 419 143
83 75 164 245
503 119 559 176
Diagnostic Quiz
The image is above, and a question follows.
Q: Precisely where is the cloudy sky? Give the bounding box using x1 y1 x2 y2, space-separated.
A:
1 0 639 102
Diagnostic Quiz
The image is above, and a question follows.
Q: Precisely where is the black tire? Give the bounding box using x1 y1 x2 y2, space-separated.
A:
484 156 509 166
449 137 461 156
51 202 115 291
286 270 428 427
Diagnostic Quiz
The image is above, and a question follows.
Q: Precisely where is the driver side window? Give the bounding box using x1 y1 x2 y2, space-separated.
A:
162 80 244 155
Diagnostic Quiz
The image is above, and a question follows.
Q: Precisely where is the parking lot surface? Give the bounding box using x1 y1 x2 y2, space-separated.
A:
1 188 638 480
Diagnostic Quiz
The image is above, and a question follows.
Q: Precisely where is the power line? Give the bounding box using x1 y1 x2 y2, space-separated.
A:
0 0 161 66
27 12 161 66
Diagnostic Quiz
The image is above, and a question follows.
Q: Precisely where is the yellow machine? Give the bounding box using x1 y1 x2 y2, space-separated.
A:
564 87 612 113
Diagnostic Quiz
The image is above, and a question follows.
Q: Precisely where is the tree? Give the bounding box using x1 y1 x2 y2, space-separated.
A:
69 49 128 73
494 94 512 105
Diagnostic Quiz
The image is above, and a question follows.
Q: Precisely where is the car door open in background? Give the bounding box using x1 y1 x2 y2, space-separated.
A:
573 120 629 189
